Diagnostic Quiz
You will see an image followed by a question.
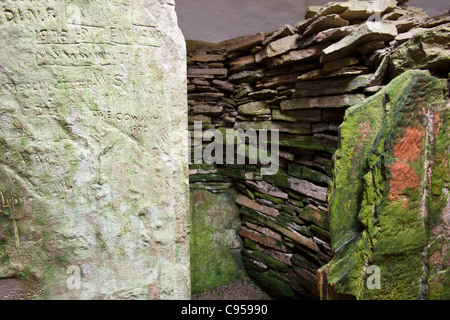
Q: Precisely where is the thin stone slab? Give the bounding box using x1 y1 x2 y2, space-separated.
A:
266 42 331 68
323 57 360 72
321 22 398 63
296 65 371 81
262 25 296 46
305 6 322 19
255 35 300 63
229 55 257 73
238 101 271 116
192 105 224 115
245 181 289 200
234 121 312 134
191 53 226 63
239 228 288 252
356 40 386 54
295 74 373 97
297 25 358 49
272 109 322 123
237 196 280 218
296 2 349 33
212 80 235 92
219 33 265 53
281 94 366 110
288 178 328 202
256 73 301 89
302 14 349 37
188 68 229 78
315 25 359 43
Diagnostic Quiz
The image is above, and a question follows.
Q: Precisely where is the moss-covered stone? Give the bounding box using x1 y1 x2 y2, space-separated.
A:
310 224 331 240
190 188 246 294
254 192 285 204
244 238 259 250
322 70 449 300
287 163 332 186
278 136 337 153
262 171 291 189
426 102 450 300
292 253 320 271
248 270 295 299
190 182 233 191
189 173 227 183
242 249 290 273
392 24 450 77
240 206 319 252
281 204 296 215
300 205 329 230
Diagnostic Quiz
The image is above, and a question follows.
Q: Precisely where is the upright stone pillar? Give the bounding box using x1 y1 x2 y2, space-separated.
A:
0 0 189 299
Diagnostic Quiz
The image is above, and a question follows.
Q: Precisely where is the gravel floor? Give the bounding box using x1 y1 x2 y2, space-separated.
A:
192 278 273 300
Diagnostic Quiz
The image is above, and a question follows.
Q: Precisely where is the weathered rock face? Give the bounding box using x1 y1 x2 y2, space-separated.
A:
319 70 449 300
0 1 189 299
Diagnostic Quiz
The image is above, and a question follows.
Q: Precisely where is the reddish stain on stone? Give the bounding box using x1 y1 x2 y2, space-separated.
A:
388 162 420 201
353 121 371 160
388 126 425 201
357 121 371 142
394 126 425 162
433 112 442 136
429 250 443 267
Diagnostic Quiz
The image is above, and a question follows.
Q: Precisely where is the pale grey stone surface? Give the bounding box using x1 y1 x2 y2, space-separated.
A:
0 0 189 300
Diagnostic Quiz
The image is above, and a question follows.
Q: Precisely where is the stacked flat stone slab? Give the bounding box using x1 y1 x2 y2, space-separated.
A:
0 1 189 299
187 0 448 299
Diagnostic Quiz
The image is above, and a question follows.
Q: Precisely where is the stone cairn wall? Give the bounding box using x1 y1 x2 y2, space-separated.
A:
187 0 448 299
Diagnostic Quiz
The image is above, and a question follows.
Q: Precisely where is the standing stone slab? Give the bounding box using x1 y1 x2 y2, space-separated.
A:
320 71 449 300
0 1 189 299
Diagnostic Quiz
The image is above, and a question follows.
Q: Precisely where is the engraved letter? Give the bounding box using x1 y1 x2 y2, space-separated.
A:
366 265 381 290
66 265 81 290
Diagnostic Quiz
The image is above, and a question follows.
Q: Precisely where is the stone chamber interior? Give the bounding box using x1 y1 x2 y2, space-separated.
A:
184 0 450 300
0 0 448 301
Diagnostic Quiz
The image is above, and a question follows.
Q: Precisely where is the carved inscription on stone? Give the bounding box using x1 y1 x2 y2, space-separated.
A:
0 0 189 299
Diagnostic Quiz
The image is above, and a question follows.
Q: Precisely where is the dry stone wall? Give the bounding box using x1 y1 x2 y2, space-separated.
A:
188 0 449 299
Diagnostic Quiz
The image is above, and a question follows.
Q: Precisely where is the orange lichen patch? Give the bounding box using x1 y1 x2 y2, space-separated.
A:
394 126 425 163
433 111 442 136
388 161 420 201
388 126 425 201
